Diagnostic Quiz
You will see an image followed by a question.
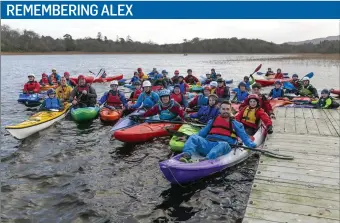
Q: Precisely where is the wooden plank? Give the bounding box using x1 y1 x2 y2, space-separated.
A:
244 207 340 223
314 117 333 136
260 156 340 168
268 134 339 144
295 118 308 134
276 108 286 118
263 144 339 156
311 109 325 119
294 108 304 118
285 108 295 118
328 109 340 121
272 118 285 133
264 140 339 152
303 108 314 119
260 151 339 163
284 117 296 133
259 160 340 173
305 118 320 135
324 110 340 136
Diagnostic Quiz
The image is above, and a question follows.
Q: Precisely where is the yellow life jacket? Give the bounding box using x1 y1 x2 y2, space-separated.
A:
241 106 257 128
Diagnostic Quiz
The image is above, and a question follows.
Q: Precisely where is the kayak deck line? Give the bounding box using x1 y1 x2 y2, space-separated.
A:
243 107 340 223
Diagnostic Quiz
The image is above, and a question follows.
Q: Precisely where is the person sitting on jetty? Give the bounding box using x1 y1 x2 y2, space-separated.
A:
39 89 64 111
235 94 273 135
311 89 339 109
23 74 41 94
56 77 73 102
297 77 319 98
180 101 256 162
184 69 200 85
171 84 188 108
269 81 284 99
69 75 97 108
129 80 159 110
187 94 219 124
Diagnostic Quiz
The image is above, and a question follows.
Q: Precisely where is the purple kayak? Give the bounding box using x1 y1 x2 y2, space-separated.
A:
159 124 267 184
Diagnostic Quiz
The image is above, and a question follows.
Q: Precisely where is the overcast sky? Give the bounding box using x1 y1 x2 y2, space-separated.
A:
3 20 339 44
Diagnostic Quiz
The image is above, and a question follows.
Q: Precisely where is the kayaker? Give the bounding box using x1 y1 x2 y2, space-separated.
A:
130 72 141 84
49 68 61 84
171 70 180 84
187 86 211 110
210 81 218 94
129 81 142 101
211 68 217 80
187 94 219 124
23 74 41 94
243 75 255 91
184 69 199 85
297 77 319 98
39 73 52 86
142 89 185 121
232 82 248 103
63 72 76 87
286 74 301 93
39 89 64 111
178 76 189 94
137 68 145 79
98 80 128 109
153 73 167 88
148 68 158 80
69 75 97 108
56 77 73 102
265 68 274 77
216 78 231 102
101 70 107 78
235 94 273 135
268 81 284 99
129 80 160 110
180 101 257 162
162 70 173 86
311 89 339 109
274 68 284 79
202 73 212 85
239 83 275 119
171 84 188 108
215 73 222 80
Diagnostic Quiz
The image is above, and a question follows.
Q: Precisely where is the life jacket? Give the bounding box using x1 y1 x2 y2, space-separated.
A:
25 81 39 91
197 94 209 107
45 98 60 110
171 93 184 105
40 77 50 85
245 81 251 90
50 75 57 84
158 100 177 120
132 89 142 99
76 85 90 101
216 87 225 98
300 85 313 96
142 92 158 109
241 106 258 129
271 88 283 99
209 116 237 139
274 73 283 79
237 90 248 102
106 90 122 106
199 105 219 124
172 76 179 84
178 82 186 94
186 76 196 84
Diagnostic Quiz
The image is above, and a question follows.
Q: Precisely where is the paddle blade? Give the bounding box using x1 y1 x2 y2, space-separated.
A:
256 72 264 75
225 79 233 84
283 82 295 90
305 72 314 79
254 64 262 73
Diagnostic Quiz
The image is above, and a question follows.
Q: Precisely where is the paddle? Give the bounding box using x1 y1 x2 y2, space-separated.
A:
250 64 262 76
229 144 294 160
130 116 206 127
283 72 314 91
257 72 288 76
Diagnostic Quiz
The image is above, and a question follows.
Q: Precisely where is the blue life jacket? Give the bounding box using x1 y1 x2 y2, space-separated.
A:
197 94 209 108
198 105 219 123
271 88 283 99
237 90 249 102
245 81 251 90
158 101 177 120
179 82 186 94
45 98 60 110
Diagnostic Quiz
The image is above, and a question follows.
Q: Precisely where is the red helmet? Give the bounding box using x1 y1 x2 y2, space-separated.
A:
64 72 70 76
137 68 142 72
78 75 85 80
203 86 211 91
248 94 260 101
174 70 179 75
42 73 48 77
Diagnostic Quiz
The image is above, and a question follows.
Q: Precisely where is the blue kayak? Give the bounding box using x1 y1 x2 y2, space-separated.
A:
17 93 44 107
110 109 146 133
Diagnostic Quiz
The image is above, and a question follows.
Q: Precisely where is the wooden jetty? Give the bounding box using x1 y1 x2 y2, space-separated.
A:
243 107 340 223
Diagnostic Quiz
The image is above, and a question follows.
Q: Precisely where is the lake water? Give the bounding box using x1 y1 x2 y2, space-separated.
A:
1 54 339 222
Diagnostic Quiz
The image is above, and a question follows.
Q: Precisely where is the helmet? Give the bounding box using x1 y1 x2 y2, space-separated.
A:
217 78 224 82
238 82 246 87
210 81 218 88
137 68 142 72
47 89 56 95
248 94 260 103
302 77 310 81
321 89 330 94
174 84 181 89
158 89 171 97
42 73 47 77
52 68 56 71
78 75 85 80
64 72 70 76
174 70 179 75
208 94 218 100
244 76 249 81
187 69 192 72
133 81 141 85
211 68 215 71
274 80 282 85
292 74 298 78
156 73 163 79
203 86 211 91
28 74 35 78
178 75 184 79
142 80 152 87
162 70 168 74
110 80 118 85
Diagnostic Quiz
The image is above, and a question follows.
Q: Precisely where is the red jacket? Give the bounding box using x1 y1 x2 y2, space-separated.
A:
184 75 199 84
23 81 41 93
143 102 185 120
274 73 284 79
239 94 273 115
235 106 272 129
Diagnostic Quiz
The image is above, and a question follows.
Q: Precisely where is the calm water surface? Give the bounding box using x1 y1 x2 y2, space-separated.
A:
1 54 339 222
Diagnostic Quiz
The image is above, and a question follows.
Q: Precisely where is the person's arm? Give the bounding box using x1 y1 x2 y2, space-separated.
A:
262 95 274 115
189 95 198 108
69 87 77 102
88 86 97 99
268 89 274 97
23 83 28 93
173 105 185 120
119 92 128 108
143 105 159 117
234 108 243 122
233 120 257 148
33 82 41 93
257 109 272 128
198 119 213 137
131 93 144 109
249 75 255 85
98 92 108 105
39 100 47 111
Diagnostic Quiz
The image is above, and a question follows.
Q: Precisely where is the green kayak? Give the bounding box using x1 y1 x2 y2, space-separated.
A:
169 124 201 152
189 85 203 92
71 106 100 122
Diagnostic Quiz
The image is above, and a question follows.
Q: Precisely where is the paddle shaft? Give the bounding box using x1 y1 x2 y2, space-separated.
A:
230 144 294 160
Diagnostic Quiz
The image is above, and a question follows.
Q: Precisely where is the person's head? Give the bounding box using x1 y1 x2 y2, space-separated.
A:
174 70 179 76
42 73 48 78
206 73 211 78
292 74 298 81
47 89 56 98
302 77 310 86
187 69 192 75
274 81 282 89
78 75 86 86
252 83 262 95
52 68 57 74
277 68 281 73
268 68 272 72
64 72 70 79
60 77 67 86
178 76 184 82
134 81 141 90
217 78 224 87
211 68 215 73
110 80 118 91
158 89 171 105
203 86 211 96
137 68 142 73
173 84 181 94
28 74 35 81
152 68 157 72
248 94 260 108
156 73 163 80
162 70 168 76
142 80 152 92
216 73 222 79
321 89 330 98
210 81 218 89
208 94 218 106
244 76 249 82
220 100 232 118
134 72 139 77
238 82 246 91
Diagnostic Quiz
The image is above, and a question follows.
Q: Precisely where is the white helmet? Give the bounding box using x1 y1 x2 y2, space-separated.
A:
28 74 35 78
110 80 119 85
143 80 152 87
210 81 218 88
301 77 310 81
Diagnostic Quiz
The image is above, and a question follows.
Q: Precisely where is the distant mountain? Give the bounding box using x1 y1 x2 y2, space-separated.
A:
285 35 339 45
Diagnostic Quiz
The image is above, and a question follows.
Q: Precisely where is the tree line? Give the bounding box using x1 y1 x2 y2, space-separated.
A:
1 25 339 54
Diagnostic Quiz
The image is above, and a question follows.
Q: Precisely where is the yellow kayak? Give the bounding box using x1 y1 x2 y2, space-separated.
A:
5 103 71 139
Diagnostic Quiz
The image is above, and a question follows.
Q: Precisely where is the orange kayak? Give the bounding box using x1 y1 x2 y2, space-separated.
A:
270 99 292 108
113 122 182 143
40 84 58 91
70 76 95 84
99 107 123 122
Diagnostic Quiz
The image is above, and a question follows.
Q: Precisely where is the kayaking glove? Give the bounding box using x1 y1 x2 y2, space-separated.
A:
267 125 273 134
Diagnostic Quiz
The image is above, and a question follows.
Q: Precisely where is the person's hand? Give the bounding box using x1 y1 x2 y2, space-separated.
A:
82 90 87 95
270 113 276 119
178 136 187 142
267 125 273 134
72 100 78 105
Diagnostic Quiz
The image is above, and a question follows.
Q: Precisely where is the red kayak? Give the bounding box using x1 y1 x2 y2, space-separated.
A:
113 122 182 143
255 78 292 87
70 76 94 84
330 89 340 95
70 74 123 84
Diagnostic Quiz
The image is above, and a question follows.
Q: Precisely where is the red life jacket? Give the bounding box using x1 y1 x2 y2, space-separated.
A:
25 81 39 91
171 93 183 104
209 116 237 138
133 89 142 99
41 77 49 84
216 87 225 98
107 90 122 106
274 73 283 79
77 85 89 93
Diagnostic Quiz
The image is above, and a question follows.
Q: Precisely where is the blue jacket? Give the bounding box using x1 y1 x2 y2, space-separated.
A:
131 91 160 109
234 89 249 102
198 118 256 148
40 97 63 111
48 74 61 83
190 105 219 124
99 90 128 108
130 76 140 84
269 88 284 99
178 82 186 94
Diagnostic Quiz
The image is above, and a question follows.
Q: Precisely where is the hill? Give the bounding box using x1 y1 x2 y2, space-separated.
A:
286 35 339 45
